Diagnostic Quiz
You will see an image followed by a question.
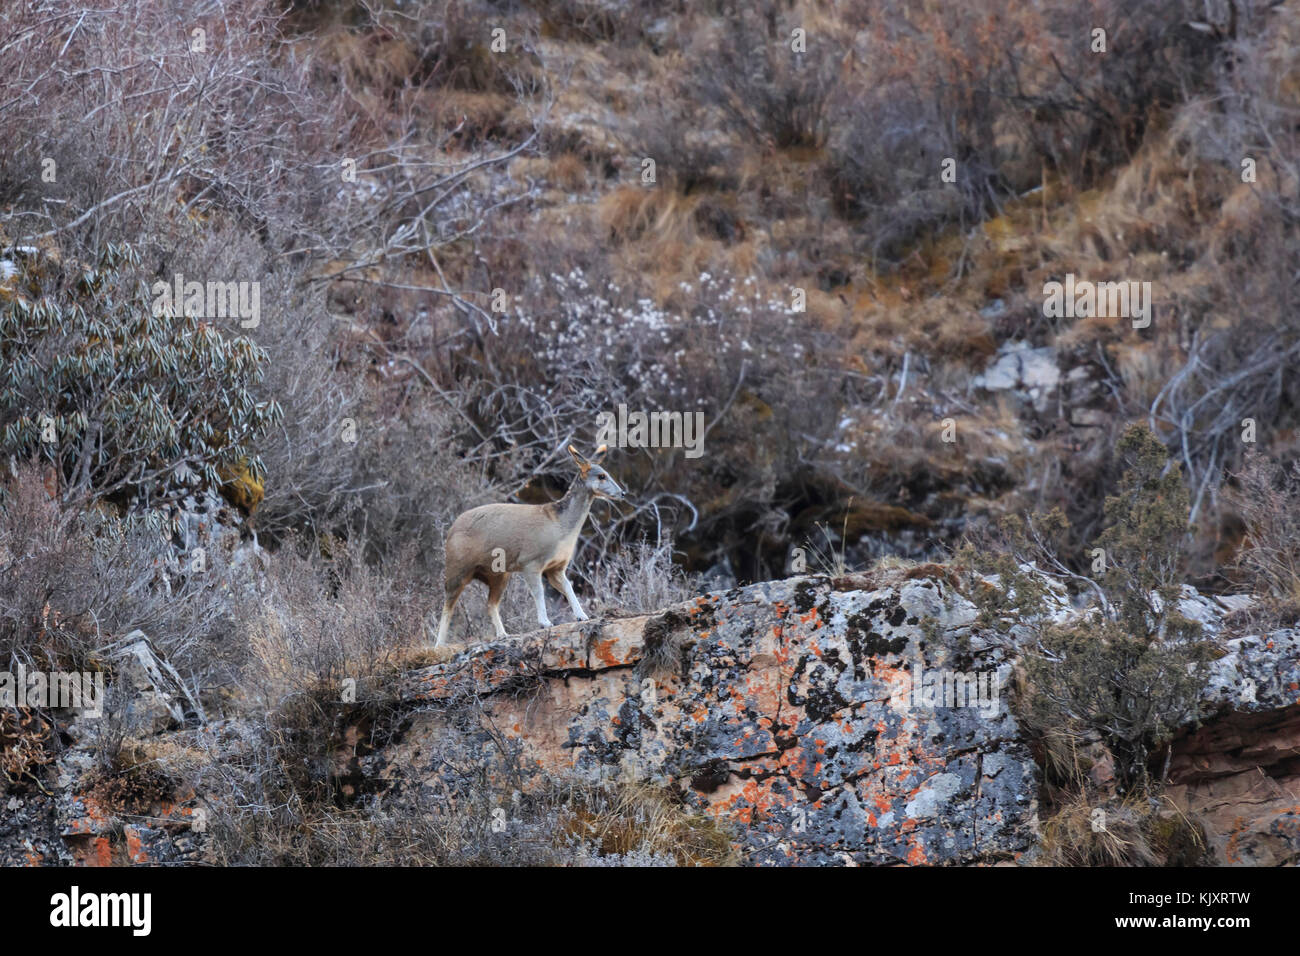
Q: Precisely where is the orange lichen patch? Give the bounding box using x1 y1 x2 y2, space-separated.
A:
688 599 713 616
66 834 115 867
906 842 928 865
711 775 795 824
123 826 149 864
877 663 913 705
91 836 115 867
64 792 111 836
779 749 811 780
64 817 96 836
590 637 625 667
1224 816 1248 864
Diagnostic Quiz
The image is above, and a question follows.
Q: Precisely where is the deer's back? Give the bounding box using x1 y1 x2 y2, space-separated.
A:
446 501 565 560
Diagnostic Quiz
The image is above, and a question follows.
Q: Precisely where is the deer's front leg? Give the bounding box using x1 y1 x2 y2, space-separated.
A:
525 571 553 629
548 568 588 622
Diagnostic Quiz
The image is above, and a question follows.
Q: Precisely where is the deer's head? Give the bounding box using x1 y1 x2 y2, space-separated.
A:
569 444 625 501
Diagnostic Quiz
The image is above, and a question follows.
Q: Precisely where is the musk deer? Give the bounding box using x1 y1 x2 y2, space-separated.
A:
434 444 625 646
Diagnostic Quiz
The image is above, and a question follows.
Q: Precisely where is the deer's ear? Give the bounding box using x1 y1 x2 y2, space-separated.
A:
568 444 590 473
592 444 608 464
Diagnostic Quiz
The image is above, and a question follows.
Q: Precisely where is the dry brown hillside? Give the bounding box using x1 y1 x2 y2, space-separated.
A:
269 0 1300 588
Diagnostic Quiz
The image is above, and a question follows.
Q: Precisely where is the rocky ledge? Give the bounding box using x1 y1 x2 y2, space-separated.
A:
6 569 1298 866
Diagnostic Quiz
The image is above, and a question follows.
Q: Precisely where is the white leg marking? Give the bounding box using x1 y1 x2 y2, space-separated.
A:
489 603 508 639
527 572 553 629
560 574 588 621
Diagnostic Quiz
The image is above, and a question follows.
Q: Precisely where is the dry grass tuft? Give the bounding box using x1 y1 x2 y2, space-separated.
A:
1039 790 1207 867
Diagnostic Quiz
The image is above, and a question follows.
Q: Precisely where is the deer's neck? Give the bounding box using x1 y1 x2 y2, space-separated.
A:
556 477 594 535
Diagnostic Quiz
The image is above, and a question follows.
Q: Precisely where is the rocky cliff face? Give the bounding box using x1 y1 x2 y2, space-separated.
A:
393 571 1037 866
1165 625 1300 867
5 569 1298 866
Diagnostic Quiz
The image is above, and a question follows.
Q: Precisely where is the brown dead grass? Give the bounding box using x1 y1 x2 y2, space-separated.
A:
1039 789 1207 867
555 782 739 866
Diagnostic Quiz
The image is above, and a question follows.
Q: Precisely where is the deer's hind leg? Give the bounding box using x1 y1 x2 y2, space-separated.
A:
483 570 511 639
435 567 473 647
524 570 554 630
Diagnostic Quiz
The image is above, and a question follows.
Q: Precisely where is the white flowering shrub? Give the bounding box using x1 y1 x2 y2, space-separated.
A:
505 268 805 412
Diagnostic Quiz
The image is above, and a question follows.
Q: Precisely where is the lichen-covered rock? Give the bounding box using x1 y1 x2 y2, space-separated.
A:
1 740 202 866
391 572 1041 865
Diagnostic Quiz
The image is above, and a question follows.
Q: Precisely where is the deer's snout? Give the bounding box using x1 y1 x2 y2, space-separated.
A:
594 477 625 501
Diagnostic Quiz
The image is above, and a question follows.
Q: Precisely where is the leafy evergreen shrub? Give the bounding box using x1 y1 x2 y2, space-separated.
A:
0 243 280 508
